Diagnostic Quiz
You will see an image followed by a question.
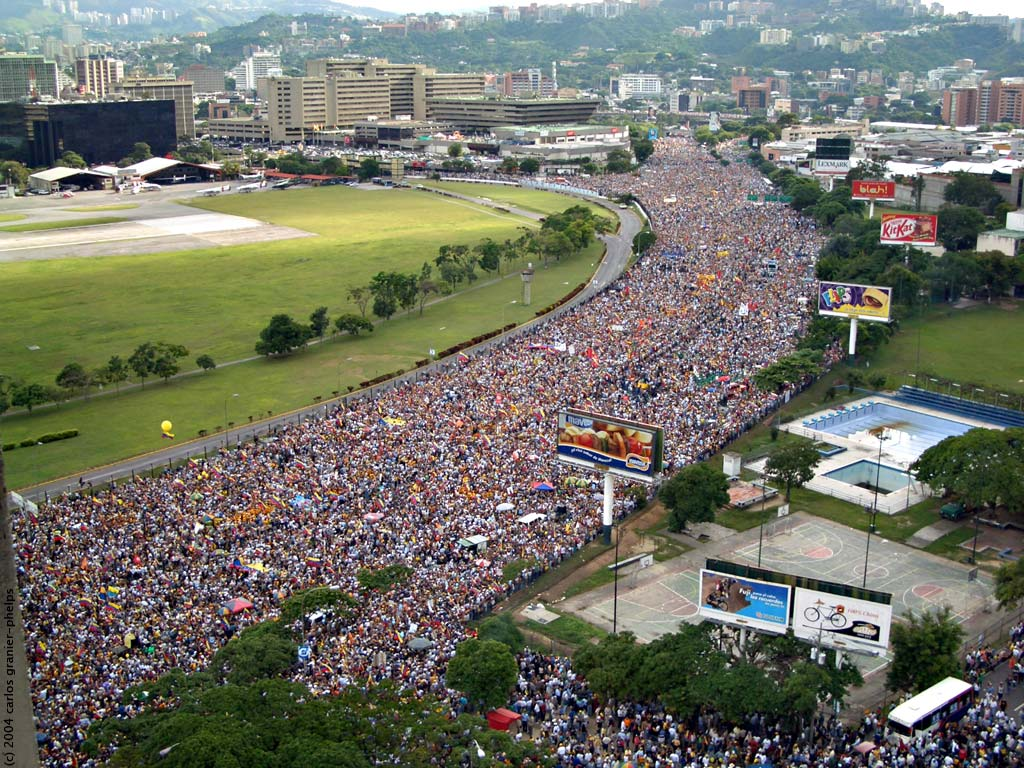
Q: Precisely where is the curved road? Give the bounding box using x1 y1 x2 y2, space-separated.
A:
17 186 641 503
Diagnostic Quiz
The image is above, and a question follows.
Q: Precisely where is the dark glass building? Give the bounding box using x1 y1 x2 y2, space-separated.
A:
21 100 177 166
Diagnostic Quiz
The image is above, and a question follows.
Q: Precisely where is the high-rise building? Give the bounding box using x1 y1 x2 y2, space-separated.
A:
265 73 392 141
980 78 1024 127
61 23 83 45
609 73 662 100
181 64 226 94
75 56 124 97
736 84 770 111
942 86 980 127
412 72 487 119
231 51 282 91
500 69 556 98
0 54 60 101
759 28 791 45
120 76 195 139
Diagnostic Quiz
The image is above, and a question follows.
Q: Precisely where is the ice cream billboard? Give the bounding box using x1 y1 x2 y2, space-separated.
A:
556 409 663 483
698 569 791 635
818 281 892 323
880 213 938 247
851 180 896 201
792 588 893 655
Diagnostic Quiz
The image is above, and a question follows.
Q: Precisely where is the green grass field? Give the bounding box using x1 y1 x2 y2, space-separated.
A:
0 216 125 232
0 186 608 488
0 213 26 223
870 304 1024 395
415 181 610 218
1 187 557 383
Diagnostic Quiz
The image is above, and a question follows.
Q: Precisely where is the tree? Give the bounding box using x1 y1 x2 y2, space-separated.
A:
764 441 822 501
357 157 380 181
347 286 371 319
368 272 405 321
474 239 502 274
126 142 152 164
910 428 1024 514
445 638 518 711
416 262 437 315
56 150 86 169
476 615 524 653
659 462 730 532
255 314 312 356
518 157 540 175
334 313 374 336
221 160 241 178
499 156 519 174
128 342 158 388
55 362 90 397
11 383 51 414
943 172 1002 214
196 354 216 372
605 149 633 174
447 142 463 158
0 160 29 189
103 355 129 392
994 558 1024 610
152 343 189 383
752 350 821 392
309 306 330 339
937 205 986 251
633 138 655 163
574 632 645 700
974 250 1021 302
887 607 963 694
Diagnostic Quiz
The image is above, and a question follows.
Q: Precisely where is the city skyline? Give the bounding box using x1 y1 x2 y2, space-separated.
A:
357 0 1021 14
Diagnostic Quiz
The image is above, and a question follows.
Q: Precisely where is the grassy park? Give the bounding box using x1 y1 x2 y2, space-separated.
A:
0 216 126 232
416 180 607 217
0 185 612 487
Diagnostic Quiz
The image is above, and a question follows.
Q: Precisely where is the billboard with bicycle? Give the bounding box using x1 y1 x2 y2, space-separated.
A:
792 587 892 654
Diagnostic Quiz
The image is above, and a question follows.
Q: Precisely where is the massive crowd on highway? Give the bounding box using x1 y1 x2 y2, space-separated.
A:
13 136 983 767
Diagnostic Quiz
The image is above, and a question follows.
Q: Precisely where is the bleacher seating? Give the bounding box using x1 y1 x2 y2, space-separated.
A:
893 386 1024 429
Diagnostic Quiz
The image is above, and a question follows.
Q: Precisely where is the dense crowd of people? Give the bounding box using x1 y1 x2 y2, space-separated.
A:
12 137 857 766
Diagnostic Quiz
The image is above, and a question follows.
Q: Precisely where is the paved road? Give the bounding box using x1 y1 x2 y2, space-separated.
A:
16 186 641 502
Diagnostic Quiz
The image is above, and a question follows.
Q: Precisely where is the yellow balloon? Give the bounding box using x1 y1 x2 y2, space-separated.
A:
161 420 173 433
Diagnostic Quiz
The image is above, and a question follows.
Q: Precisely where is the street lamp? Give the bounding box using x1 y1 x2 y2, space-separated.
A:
757 477 769 567
224 393 238 446
863 429 889 588
969 512 980 565
612 522 620 635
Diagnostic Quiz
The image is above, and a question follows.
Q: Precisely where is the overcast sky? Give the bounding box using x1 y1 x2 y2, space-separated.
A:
360 0 1020 17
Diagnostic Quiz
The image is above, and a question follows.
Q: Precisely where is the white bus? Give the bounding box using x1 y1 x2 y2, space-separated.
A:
886 677 974 742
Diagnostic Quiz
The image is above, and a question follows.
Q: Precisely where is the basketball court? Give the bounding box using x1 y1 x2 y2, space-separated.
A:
561 513 993 671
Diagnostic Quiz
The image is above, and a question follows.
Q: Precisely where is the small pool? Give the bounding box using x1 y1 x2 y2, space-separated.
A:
824 460 912 493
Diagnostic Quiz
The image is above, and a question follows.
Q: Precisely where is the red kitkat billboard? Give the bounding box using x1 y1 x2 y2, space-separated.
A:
880 213 938 247
852 180 896 201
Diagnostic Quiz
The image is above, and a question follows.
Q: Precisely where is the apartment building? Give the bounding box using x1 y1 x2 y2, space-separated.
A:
500 69 556 98
75 56 123 98
941 86 979 127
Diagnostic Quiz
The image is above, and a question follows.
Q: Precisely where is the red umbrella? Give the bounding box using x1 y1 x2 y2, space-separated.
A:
220 597 254 615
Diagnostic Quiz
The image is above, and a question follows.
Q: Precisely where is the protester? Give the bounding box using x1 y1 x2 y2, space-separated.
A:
14 137 838 767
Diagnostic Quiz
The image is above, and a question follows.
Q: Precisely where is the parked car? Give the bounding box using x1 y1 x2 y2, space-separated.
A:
940 502 967 521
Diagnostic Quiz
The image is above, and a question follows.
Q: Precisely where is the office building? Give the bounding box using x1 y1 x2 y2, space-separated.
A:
75 56 124 98
609 73 662 100
19 101 177 166
412 72 486 119
941 86 980 127
181 64 226 94
736 84 771 111
264 73 392 141
120 76 195 139
423 97 600 131
231 51 282 91
0 54 60 102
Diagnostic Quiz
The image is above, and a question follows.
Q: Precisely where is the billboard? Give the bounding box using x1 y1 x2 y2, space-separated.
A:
698 569 792 634
792 588 893 655
818 281 892 323
556 408 663 483
880 213 938 247
851 180 896 201
814 158 851 175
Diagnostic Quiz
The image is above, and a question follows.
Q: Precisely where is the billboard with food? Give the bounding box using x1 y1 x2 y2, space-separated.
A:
556 409 664 482
818 281 892 323
699 569 791 635
880 213 938 247
851 180 896 201
792 587 893 655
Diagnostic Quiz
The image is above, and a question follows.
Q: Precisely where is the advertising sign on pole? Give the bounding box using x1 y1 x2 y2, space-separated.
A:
851 180 896 201
556 409 664 483
818 281 892 323
792 588 893 655
698 568 791 635
814 158 851 175
880 213 938 247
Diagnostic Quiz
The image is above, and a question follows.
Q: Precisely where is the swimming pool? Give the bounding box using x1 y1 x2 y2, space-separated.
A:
824 460 912 493
805 402 974 464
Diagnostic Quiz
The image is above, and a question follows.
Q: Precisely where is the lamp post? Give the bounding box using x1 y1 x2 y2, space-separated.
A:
969 512 980 565
757 477 768 567
223 393 238 447
863 430 888 588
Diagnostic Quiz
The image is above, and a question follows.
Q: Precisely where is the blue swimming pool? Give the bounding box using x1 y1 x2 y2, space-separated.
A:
824 460 912 493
